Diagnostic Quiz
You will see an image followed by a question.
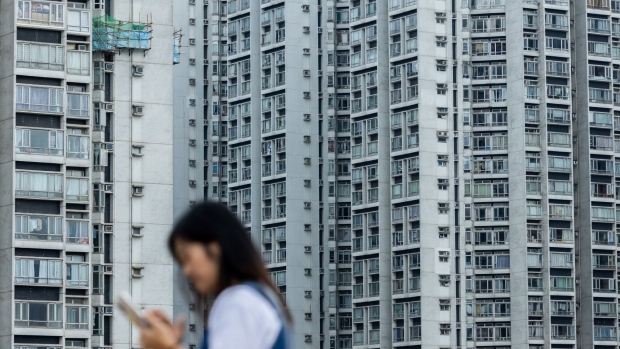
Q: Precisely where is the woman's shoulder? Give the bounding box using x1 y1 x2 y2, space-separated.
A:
208 284 282 348
212 283 280 317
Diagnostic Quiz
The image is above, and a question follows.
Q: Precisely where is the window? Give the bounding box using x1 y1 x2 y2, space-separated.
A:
15 171 63 198
67 51 90 75
16 214 62 241
17 1 65 27
67 220 88 244
16 42 64 70
15 301 63 328
15 258 62 284
67 128 89 159
66 301 88 330
16 85 63 113
67 176 88 202
16 128 64 155
66 255 88 287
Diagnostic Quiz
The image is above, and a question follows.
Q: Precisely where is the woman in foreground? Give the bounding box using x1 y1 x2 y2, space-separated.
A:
139 201 292 349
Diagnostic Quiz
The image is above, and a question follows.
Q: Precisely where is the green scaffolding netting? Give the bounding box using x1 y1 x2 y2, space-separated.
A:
92 15 151 51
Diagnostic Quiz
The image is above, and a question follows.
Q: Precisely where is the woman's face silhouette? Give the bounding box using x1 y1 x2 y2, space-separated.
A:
174 239 221 295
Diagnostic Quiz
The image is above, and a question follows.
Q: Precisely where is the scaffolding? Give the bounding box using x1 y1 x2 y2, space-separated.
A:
92 15 152 53
173 29 183 64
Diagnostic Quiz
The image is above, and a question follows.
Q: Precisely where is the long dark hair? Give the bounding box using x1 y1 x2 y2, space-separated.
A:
168 201 292 323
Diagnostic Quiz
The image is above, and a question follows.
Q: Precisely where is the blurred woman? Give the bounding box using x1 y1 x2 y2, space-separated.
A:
139 201 292 349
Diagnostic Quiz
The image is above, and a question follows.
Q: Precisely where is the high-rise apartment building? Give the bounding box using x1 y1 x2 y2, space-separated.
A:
173 0 620 348
0 0 175 348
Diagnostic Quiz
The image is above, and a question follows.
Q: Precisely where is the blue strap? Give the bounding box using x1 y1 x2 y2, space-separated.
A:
200 282 291 349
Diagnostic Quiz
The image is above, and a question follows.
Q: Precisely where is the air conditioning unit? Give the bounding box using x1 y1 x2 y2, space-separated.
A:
304 202 311 209
303 48 310 55
132 185 144 196
105 143 113 150
318 224 324 230
189 38 196 45
304 290 312 298
437 131 448 137
189 99 196 106
189 304 196 311
132 65 144 76
104 307 113 314
304 135 311 143
189 180 197 187
304 312 312 320
104 184 113 192
304 246 312 253
304 224 311 231
189 0 195 4
303 70 311 77
303 26 310 33
189 18 196 25
203 19 209 25
303 114 311 121
203 59 208 65
304 157 311 165
104 103 113 110
303 92 310 99
189 78 196 85
189 119 196 126
573 160 578 166
132 267 144 278
302 4 310 11
104 265 113 272
304 268 312 276
189 58 196 65
189 200 196 207
304 179 311 187
77 44 88 51
189 139 196 146
104 63 114 71
317 27 323 33
132 105 144 116
189 324 196 331
104 225 113 232
189 160 196 167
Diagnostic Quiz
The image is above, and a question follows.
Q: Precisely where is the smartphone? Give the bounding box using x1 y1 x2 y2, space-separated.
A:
118 293 151 328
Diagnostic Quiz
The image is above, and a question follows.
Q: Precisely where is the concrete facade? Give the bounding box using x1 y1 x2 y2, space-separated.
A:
0 0 175 348
173 0 620 349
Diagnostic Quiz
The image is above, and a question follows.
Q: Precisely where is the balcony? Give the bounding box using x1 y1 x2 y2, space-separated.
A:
16 128 64 156
241 167 251 181
241 210 251 224
17 42 64 71
368 235 379 250
67 93 90 118
14 301 62 328
594 326 617 341
262 251 272 263
17 1 65 28
406 277 421 293
15 258 62 285
15 171 63 199
368 282 380 297
409 326 421 341
16 85 63 113
276 160 286 174
276 204 286 218
276 249 286 263
15 214 62 241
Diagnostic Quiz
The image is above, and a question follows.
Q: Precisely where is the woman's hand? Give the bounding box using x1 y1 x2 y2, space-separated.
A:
140 310 186 349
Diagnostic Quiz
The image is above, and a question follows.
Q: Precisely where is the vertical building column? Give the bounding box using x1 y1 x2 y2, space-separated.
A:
506 1 529 348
